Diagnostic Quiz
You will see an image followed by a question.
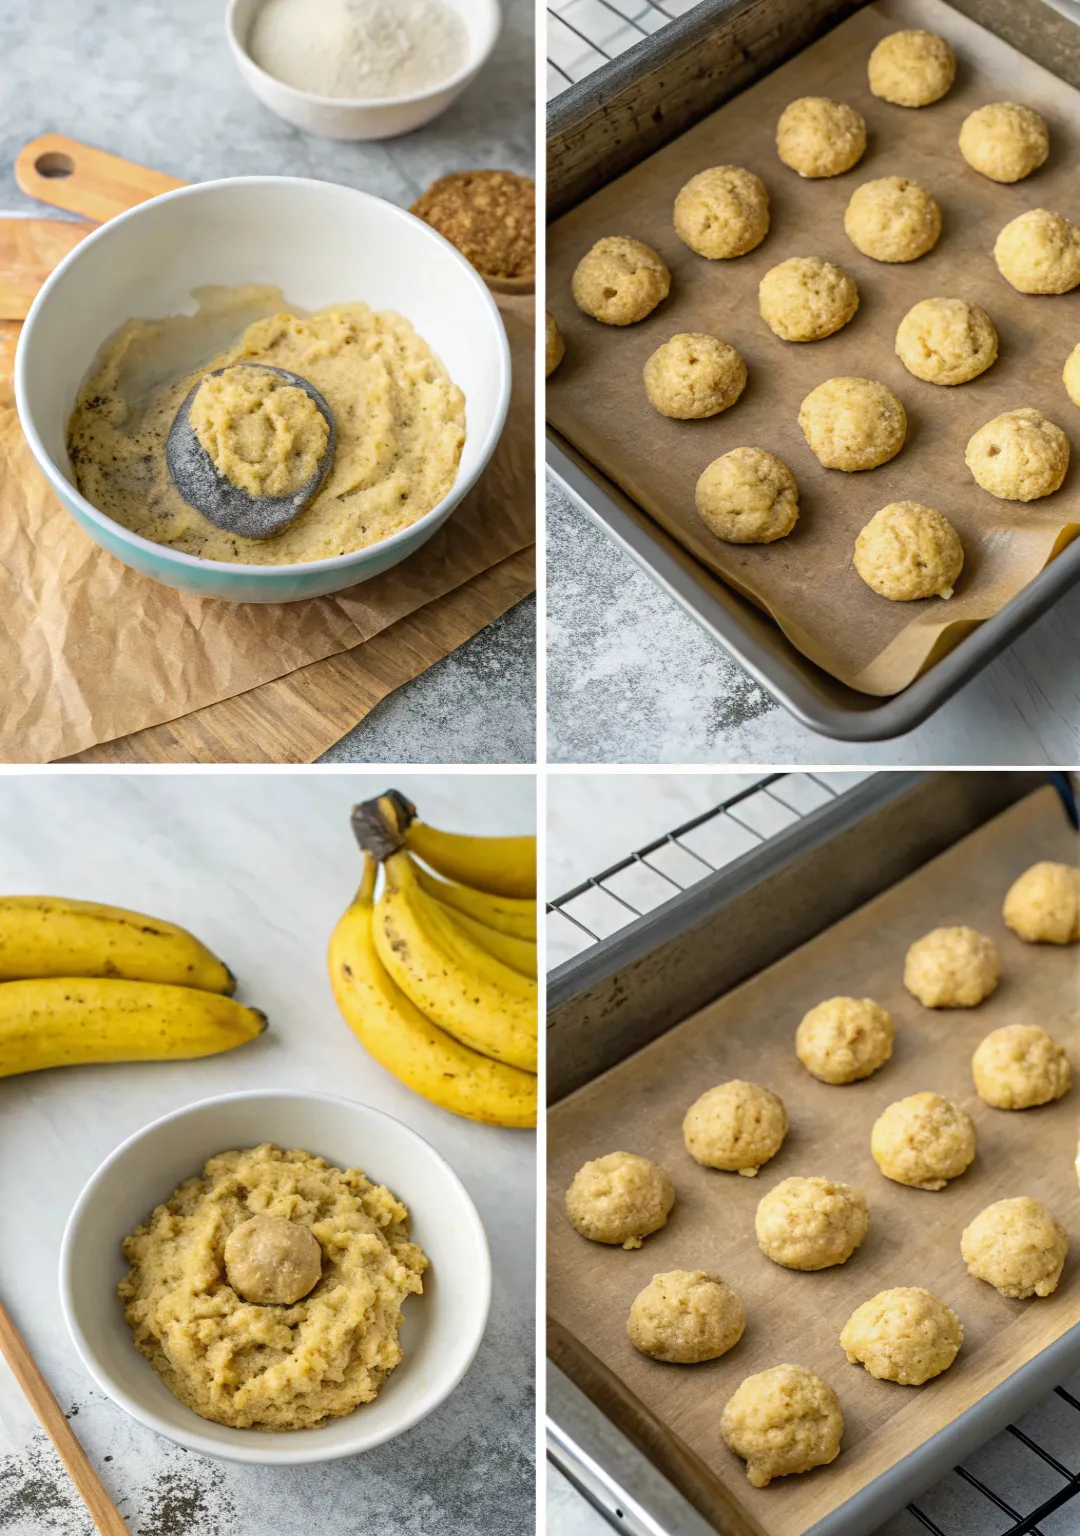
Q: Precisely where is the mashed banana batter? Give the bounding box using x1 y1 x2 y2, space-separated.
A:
189 366 330 500
119 1143 428 1431
68 286 465 565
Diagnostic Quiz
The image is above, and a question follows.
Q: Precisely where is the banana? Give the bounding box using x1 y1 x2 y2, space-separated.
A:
374 852 538 1073
410 860 537 941
430 900 538 979
0 895 234 993
0 978 266 1078
404 821 536 900
329 860 536 1129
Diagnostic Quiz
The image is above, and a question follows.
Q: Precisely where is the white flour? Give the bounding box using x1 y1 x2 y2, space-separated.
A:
249 0 471 101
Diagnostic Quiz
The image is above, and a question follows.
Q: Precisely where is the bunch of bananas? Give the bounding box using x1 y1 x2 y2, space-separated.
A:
0 896 266 1078
329 794 538 1129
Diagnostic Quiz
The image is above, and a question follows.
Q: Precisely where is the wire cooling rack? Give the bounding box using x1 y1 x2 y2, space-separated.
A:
546 0 703 99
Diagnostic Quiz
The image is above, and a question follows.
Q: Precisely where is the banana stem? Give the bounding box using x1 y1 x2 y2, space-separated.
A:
356 854 378 906
350 791 417 861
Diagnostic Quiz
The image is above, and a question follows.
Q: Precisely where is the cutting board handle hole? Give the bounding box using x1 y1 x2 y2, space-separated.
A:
35 152 74 180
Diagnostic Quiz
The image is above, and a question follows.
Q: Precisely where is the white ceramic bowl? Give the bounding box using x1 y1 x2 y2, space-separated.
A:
59 1090 491 1464
16 177 510 602
226 0 502 141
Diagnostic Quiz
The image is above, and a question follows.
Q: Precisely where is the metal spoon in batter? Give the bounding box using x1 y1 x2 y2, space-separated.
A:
165 363 336 541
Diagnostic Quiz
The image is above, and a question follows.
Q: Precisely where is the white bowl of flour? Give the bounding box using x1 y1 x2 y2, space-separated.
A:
227 0 501 140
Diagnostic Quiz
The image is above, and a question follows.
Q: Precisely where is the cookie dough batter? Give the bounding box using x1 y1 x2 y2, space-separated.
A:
755 1177 869 1270
565 1151 675 1249
673 167 770 258
759 257 859 342
871 1091 977 1189
972 1024 1071 1109
868 30 956 107
68 289 465 566
695 447 799 544
189 366 329 499
841 1288 962 1384
627 1270 746 1363
683 1080 788 1176
904 925 1000 1007
994 209 1080 294
844 177 942 263
1004 861 1080 943
961 1197 1068 1298
721 1365 843 1487
572 236 671 324
965 408 1069 501
1064 345 1080 408
799 377 907 471
854 502 964 602
796 996 895 1084
644 333 747 419
118 1144 428 1431
545 310 565 377
776 98 867 178
960 103 1049 183
895 298 998 385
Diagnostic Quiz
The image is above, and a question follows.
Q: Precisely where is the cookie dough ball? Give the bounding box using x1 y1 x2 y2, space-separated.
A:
1004 861 1080 943
895 298 998 386
868 30 956 107
904 925 1000 1007
972 1024 1071 1110
224 1215 322 1305
683 1080 788 1176
674 166 770 259
871 1091 977 1190
961 1197 1068 1298
845 177 942 263
776 98 867 179
799 376 906 471
796 997 895 1084
565 1151 675 1249
572 236 672 325
756 1177 870 1270
545 311 565 377
644 333 747 419
840 1288 962 1384
759 257 860 342
721 1365 843 1487
994 209 1080 294
854 502 963 602
627 1270 746 1363
695 447 799 544
965 408 1069 501
960 103 1049 183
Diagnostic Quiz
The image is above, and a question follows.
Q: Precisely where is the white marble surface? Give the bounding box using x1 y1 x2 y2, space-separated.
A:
0 772 535 1536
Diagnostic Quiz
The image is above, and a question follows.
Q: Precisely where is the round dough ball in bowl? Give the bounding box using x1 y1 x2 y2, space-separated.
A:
776 98 867 178
695 447 799 544
871 1091 976 1190
572 236 671 325
895 297 998 385
994 209 1080 294
960 103 1049 183
868 30 956 107
904 925 1000 1007
1004 861 1080 943
59 1090 491 1463
841 1288 962 1383
845 177 942 263
683 1080 788 1176
965 408 1069 501
796 996 895 1084
799 377 907 471
962 1197 1068 1298
759 257 859 342
644 333 747 419
756 1177 869 1270
673 166 770 258
972 1024 1071 1110
721 1365 843 1487
627 1270 746 1362
545 311 565 377
854 502 963 602
565 1151 675 1249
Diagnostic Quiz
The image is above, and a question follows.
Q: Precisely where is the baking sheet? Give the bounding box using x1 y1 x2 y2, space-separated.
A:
546 0 1080 696
547 787 1080 1536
